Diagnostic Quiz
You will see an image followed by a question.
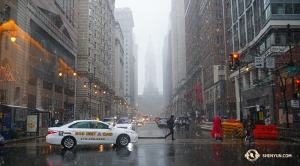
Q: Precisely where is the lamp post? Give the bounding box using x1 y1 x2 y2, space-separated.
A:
58 68 76 122
83 72 99 119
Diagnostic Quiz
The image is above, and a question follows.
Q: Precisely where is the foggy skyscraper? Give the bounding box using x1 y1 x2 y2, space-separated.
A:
143 38 159 95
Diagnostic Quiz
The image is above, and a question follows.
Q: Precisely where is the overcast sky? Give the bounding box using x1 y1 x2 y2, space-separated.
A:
115 0 171 95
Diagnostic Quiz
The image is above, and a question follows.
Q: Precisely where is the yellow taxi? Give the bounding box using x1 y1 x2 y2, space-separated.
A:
46 120 138 149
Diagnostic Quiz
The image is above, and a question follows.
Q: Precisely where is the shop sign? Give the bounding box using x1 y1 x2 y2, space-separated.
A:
291 100 299 108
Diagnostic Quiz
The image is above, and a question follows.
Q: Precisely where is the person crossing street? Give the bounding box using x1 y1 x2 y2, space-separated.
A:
165 115 175 140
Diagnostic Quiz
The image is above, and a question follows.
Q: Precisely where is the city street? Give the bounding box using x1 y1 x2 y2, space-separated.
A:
1 122 299 166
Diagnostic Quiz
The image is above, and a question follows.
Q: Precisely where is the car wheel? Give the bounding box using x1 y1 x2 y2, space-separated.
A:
117 134 129 147
62 136 76 150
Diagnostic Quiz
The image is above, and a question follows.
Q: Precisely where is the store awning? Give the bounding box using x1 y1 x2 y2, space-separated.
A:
2 104 28 109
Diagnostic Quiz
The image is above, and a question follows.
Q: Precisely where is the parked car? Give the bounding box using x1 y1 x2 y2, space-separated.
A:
115 118 136 131
0 134 5 146
157 117 167 128
46 120 138 150
103 117 116 126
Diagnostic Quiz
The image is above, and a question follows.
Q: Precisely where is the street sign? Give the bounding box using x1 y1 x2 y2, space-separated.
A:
285 66 300 75
291 100 299 108
255 57 264 68
256 105 260 111
266 57 275 68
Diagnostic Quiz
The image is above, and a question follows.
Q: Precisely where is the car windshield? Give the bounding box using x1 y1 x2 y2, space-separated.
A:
117 119 131 124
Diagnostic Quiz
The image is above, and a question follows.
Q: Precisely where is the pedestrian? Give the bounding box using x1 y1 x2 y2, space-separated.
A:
51 118 55 127
210 114 223 142
185 117 189 131
245 114 255 142
182 118 186 130
165 115 175 140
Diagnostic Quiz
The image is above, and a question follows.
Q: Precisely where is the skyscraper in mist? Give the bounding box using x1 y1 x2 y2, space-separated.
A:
138 38 163 117
143 38 159 95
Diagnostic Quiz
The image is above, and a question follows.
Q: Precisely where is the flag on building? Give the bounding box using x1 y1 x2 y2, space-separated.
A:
194 84 203 103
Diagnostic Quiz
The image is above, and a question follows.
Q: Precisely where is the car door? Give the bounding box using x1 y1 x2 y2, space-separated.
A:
91 121 115 143
69 121 95 145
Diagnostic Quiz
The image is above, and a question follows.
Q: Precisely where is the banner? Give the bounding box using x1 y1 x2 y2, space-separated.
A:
184 92 192 106
194 84 203 103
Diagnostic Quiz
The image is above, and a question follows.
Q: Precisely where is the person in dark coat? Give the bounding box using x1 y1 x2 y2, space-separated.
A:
165 115 175 140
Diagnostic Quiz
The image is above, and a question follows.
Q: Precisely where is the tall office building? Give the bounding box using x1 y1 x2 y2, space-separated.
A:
76 0 115 120
170 0 187 117
184 0 227 121
162 31 173 116
113 21 125 118
0 0 78 137
114 8 137 110
226 1 300 124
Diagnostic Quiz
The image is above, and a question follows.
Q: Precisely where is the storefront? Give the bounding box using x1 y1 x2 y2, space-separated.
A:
0 105 27 139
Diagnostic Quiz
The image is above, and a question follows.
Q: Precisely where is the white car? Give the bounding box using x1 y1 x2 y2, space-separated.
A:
46 120 138 149
115 118 136 131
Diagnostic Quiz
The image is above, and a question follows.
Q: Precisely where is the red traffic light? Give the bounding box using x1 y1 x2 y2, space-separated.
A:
296 79 300 84
232 53 239 59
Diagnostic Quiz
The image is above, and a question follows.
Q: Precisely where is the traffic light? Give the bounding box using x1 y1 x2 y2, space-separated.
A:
295 79 300 92
230 53 239 70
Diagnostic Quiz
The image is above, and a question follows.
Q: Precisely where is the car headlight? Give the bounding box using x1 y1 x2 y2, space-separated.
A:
125 130 136 135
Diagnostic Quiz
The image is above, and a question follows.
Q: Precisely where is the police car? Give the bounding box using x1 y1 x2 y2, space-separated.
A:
46 120 138 149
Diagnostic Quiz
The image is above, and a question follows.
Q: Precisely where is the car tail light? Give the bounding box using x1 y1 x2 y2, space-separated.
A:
48 130 57 135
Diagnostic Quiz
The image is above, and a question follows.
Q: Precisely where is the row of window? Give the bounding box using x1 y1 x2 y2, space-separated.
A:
259 31 300 54
268 3 300 15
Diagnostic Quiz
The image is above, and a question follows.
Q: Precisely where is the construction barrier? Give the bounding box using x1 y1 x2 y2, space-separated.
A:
254 125 278 139
222 121 245 138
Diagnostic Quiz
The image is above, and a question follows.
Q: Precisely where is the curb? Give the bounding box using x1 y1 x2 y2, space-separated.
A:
138 137 165 139
279 137 300 143
4 136 45 144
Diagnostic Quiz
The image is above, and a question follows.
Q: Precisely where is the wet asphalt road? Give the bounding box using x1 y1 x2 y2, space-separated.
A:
0 124 300 166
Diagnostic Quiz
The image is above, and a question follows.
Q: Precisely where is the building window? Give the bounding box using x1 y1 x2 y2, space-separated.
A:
28 94 36 110
218 75 225 80
294 4 300 14
216 0 222 7
88 62 91 72
216 10 222 19
217 36 223 44
271 4 284 14
43 80 52 91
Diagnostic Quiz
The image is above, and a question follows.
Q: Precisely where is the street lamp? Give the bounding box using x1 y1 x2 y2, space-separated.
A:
83 72 99 119
0 20 17 43
58 68 76 121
